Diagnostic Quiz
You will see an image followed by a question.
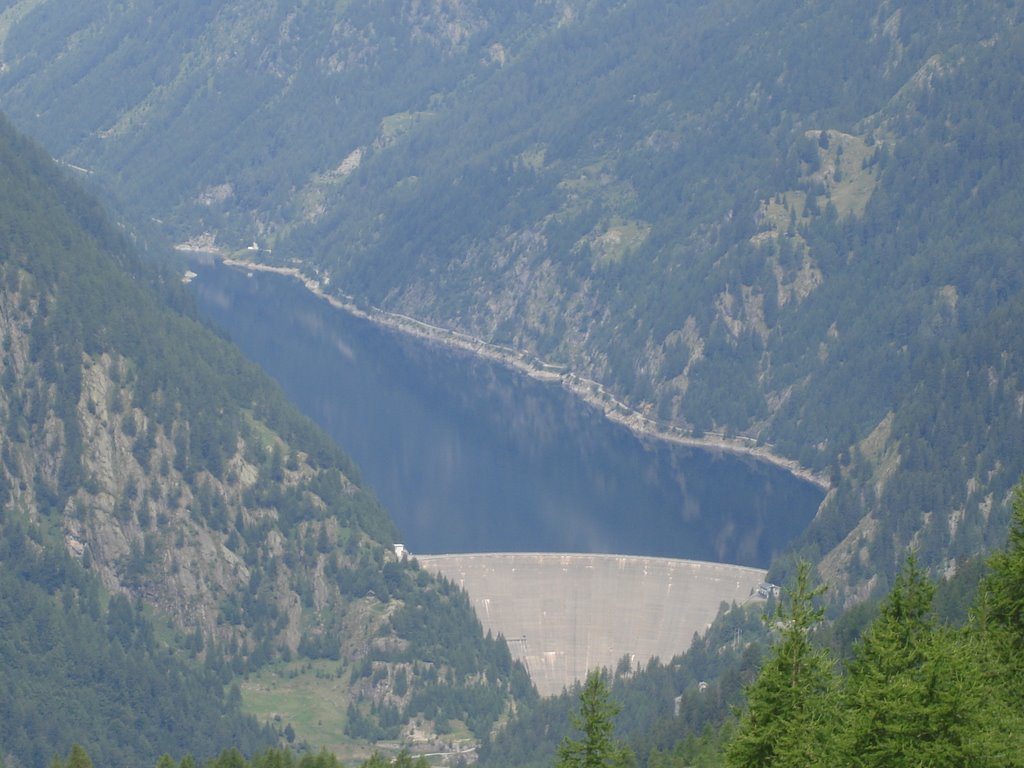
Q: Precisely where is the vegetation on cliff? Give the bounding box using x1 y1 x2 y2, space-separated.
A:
1 1 1023 595
1 0 1024 763
0 114 525 767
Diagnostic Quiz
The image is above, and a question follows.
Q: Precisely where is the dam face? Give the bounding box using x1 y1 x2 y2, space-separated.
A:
416 553 766 697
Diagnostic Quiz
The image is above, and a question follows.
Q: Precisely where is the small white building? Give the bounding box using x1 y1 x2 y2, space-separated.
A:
756 582 781 599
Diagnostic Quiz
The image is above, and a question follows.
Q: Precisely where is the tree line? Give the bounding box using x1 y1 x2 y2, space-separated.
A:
40 745 431 768
483 480 1024 768
725 481 1024 766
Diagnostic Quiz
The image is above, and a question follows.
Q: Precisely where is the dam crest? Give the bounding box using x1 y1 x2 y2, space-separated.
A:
416 553 766 697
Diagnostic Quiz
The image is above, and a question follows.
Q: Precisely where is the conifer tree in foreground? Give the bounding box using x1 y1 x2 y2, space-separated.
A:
725 561 837 768
556 670 635 768
727 483 1024 768
977 481 1024 694
838 555 996 766
968 481 1024 763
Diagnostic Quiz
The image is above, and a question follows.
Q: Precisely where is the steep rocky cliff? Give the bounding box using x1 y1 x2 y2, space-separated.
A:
0 115 523 756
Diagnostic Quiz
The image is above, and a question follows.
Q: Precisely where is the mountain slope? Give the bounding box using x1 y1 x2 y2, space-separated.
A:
0 113 526 765
0 120 276 764
0 526 275 768
1 0 1023 595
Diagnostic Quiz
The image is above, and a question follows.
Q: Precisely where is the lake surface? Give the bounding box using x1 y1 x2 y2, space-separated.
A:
189 260 823 568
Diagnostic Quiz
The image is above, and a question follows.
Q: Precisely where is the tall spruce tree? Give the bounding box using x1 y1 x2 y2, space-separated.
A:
65 746 92 768
725 561 837 768
834 534 1024 766
556 670 634 768
835 555 999 766
977 481 1024 691
838 555 936 766
968 479 1024 762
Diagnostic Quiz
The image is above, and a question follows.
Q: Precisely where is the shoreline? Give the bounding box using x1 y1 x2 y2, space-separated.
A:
216 256 831 492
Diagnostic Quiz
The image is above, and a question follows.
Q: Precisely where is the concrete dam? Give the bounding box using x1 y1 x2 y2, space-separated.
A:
416 553 766 697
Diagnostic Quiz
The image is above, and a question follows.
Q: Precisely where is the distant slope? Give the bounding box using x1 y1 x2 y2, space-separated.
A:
0 124 274 765
0 114 526 764
2 0 1024 596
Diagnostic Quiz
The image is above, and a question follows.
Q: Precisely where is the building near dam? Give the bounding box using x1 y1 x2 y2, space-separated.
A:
416 553 766 697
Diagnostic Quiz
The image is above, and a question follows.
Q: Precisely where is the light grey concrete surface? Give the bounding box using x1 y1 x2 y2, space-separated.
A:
416 553 766 697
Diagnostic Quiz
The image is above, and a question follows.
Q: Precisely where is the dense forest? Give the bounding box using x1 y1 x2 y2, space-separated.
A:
43 742 431 768
480 485 1024 767
3 0 1024 764
26 481 1024 767
0 0 1023 597
720 483 1024 767
0 522 274 768
0 113 525 767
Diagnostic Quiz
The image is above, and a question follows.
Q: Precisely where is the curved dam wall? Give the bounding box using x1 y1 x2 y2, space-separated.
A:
416 553 766 697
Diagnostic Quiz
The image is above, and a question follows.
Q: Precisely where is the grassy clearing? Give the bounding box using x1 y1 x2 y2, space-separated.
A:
380 111 434 141
244 411 282 453
242 659 372 762
585 217 651 265
826 131 881 218
755 130 884 244
758 190 808 232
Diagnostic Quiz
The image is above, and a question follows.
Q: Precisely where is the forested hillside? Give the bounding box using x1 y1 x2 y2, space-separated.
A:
481 490 1024 768
0 526 274 768
1 0 1022 596
0 115 527 767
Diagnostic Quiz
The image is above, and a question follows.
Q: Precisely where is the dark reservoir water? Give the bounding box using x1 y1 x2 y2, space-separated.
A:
189 261 823 568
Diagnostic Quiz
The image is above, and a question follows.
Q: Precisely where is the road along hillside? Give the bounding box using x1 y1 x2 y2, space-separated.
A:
416 553 766 697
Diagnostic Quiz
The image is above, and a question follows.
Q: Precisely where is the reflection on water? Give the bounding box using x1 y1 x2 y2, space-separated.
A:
190 262 823 568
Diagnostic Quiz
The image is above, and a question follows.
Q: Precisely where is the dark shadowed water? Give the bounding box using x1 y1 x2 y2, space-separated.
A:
189 260 823 568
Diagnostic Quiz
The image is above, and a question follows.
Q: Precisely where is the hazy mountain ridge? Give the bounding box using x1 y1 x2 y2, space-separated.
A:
2 0 1023 595
0 114 524 764
0 0 563 238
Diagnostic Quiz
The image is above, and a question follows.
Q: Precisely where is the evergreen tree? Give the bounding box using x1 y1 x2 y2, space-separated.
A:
928 629 1024 767
838 554 936 766
359 754 390 768
967 479 1024 762
838 548 1024 766
835 556 994 766
977 480 1024 692
725 561 836 768
64 746 91 768
556 670 634 768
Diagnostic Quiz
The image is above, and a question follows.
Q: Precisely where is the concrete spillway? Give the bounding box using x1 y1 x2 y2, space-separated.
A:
417 553 766 697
